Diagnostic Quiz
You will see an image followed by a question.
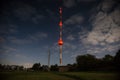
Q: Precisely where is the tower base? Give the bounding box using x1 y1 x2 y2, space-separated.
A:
59 66 69 72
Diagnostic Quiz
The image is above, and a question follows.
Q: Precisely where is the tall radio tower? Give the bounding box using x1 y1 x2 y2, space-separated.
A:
58 7 63 65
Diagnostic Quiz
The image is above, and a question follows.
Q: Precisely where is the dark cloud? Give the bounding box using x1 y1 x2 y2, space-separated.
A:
63 0 76 8
8 32 48 44
0 24 18 36
12 2 46 23
64 14 84 25
77 0 96 2
14 3 37 21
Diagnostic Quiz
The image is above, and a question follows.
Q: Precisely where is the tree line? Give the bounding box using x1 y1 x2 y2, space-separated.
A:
0 49 120 72
50 49 120 72
0 64 24 71
48 49 120 72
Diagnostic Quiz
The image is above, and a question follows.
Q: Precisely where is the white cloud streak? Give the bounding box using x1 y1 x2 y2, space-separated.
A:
66 35 75 41
63 0 76 8
64 14 84 25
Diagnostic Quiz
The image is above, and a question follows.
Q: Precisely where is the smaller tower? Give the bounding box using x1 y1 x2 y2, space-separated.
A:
48 49 50 68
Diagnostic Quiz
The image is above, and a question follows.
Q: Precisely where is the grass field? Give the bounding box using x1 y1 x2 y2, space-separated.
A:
0 71 117 80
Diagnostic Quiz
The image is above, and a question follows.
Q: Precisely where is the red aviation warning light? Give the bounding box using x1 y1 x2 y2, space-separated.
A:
59 7 62 27
58 39 63 46
59 21 63 27
59 7 62 14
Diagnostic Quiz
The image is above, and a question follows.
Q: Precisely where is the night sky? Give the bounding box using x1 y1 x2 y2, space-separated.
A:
0 0 120 68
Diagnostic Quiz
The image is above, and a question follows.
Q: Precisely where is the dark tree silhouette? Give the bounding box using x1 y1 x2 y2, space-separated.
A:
50 64 58 71
114 49 120 80
76 54 97 71
114 49 120 71
32 63 41 71
101 54 114 71
76 54 115 71
41 65 49 71
103 54 114 61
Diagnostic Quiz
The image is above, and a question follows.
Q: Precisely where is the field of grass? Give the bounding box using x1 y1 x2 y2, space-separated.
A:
0 71 117 80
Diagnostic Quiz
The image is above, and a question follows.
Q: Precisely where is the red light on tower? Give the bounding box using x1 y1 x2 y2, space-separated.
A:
59 21 62 27
59 7 62 14
58 39 63 46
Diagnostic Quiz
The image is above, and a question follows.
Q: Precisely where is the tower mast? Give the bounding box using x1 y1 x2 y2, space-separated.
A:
58 6 63 65
48 49 50 67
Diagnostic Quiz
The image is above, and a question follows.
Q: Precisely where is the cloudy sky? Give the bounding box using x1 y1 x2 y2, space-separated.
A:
0 0 120 68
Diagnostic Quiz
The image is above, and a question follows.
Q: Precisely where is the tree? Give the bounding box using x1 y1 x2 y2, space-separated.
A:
50 64 58 71
0 64 3 71
114 49 120 71
101 54 114 71
103 54 114 62
19 66 24 70
41 65 49 71
102 54 114 65
76 54 97 71
32 63 41 71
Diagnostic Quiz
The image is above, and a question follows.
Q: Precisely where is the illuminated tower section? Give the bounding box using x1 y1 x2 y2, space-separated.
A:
58 7 63 65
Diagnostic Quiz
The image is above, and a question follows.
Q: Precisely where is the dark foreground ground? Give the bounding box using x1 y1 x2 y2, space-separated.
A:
0 71 118 80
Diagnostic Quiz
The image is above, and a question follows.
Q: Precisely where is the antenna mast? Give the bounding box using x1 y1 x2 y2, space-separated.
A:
48 49 50 67
58 2 63 65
